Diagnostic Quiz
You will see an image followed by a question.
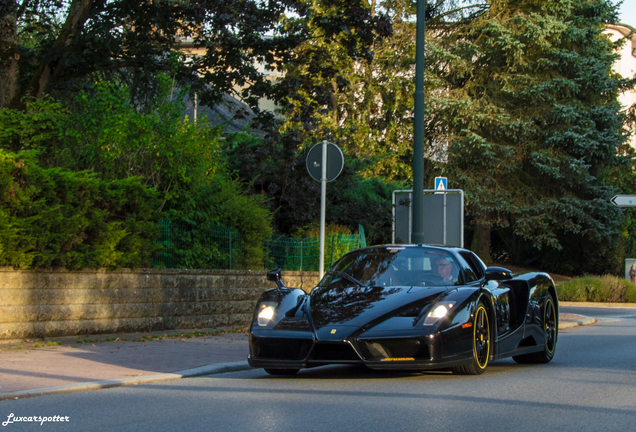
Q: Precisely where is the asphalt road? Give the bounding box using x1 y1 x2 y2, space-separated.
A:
2 306 635 432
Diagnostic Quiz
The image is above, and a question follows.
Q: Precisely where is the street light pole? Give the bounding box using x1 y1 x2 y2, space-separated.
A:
411 0 426 244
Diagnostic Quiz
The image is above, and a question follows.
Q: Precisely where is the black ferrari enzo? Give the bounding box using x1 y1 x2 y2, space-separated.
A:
248 244 558 375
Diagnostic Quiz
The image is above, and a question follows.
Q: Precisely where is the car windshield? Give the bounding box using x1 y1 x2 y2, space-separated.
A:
318 247 462 288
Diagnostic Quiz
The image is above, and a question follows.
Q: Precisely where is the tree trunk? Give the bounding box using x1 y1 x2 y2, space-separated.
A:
0 0 19 109
471 221 492 263
27 0 93 100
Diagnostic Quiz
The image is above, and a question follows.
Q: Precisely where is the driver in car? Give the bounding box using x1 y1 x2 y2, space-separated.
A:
433 256 456 285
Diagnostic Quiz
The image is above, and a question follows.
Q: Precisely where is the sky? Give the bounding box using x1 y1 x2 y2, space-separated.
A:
618 1 636 27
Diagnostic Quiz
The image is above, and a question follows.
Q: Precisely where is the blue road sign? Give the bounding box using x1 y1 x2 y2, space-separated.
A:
435 177 448 191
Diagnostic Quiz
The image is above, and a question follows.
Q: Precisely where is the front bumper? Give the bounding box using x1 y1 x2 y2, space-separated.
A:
248 327 473 371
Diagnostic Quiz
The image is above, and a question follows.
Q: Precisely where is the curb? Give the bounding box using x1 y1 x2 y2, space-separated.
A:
558 317 597 330
560 301 636 308
0 361 253 401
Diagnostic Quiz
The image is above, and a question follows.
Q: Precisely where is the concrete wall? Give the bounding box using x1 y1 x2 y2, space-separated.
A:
0 268 320 341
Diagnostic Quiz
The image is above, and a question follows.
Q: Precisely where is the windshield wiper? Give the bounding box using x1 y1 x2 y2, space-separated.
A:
326 270 364 287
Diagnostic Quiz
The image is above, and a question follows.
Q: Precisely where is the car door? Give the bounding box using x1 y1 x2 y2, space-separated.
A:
458 251 520 339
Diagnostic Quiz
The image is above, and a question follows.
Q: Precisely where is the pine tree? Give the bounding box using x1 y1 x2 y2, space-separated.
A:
435 0 630 274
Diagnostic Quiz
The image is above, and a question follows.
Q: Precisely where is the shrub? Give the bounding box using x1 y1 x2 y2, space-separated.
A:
1 83 275 270
556 275 636 303
0 150 159 269
0 81 225 206
298 223 353 237
163 175 273 269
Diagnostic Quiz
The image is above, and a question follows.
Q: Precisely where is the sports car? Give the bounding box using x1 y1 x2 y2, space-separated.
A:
248 244 558 375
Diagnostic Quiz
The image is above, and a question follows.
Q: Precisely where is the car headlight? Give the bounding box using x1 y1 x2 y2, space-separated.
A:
423 301 456 326
257 305 276 326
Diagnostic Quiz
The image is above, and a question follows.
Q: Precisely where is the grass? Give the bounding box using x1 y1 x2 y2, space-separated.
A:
556 275 636 303
492 262 634 303
34 341 61 348
76 338 101 344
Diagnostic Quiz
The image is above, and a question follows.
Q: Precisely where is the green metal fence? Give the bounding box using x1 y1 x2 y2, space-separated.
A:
264 225 366 271
152 219 244 269
152 218 180 269
152 220 366 271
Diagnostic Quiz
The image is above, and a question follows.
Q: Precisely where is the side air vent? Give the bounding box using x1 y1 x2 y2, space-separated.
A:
517 336 537 349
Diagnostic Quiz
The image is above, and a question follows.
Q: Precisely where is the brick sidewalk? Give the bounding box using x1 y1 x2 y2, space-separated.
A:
0 330 248 394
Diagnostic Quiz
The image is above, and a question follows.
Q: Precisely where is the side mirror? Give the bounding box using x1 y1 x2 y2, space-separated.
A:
266 269 286 289
485 266 513 281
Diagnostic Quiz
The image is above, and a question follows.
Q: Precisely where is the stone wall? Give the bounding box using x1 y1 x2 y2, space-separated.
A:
0 268 320 341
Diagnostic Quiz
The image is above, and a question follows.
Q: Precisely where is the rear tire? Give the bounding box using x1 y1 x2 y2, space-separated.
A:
513 292 557 364
453 302 490 375
264 368 300 376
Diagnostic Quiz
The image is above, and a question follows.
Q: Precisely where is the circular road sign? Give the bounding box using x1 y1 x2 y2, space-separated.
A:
306 141 344 182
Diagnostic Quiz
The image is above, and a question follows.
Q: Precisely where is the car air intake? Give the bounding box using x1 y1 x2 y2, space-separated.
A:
357 338 428 360
309 342 361 362
252 337 312 361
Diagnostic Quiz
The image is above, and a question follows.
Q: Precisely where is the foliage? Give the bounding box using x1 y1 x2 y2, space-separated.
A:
0 80 225 205
0 82 275 270
0 0 391 141
0 149 159 269
430 0 630 274
163 175 274 269
222 132 405 245
3 0 634 276
152 219 234 270
0 97 69 154
301 222 353 237
557 275 636 303
274 0 486 180
600 138 636 270
265 232 365 271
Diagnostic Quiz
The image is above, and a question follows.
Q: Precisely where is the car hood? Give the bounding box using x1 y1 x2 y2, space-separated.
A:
309 284 448 332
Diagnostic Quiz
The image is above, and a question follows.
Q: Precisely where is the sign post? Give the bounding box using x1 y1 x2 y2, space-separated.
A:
435 177 448 244
306 141 344 279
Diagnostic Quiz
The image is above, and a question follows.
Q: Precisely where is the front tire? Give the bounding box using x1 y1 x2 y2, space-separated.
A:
453 302 490 375
264 368 300 376
513 293 557 364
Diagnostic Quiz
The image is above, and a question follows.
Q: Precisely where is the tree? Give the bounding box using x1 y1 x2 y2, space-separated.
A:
274 0 485 180
433 0 631 274
0 0 389 122
222 131 404 244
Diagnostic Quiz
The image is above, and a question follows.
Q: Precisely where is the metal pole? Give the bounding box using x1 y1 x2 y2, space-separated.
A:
392 191 396 243
193 92 198 123
443 192 447 246
319 140 327 279
411 0 426 244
